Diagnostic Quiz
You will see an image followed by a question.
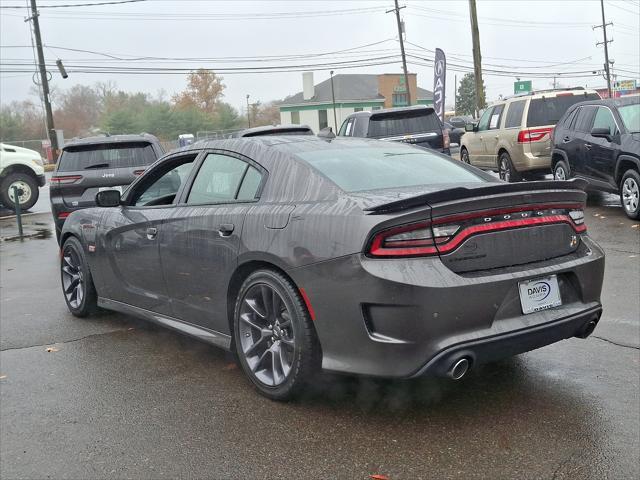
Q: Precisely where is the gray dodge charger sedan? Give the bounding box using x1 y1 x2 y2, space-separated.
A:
59 136 604 400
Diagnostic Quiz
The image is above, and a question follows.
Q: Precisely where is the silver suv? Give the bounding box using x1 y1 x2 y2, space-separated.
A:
460 88 600 181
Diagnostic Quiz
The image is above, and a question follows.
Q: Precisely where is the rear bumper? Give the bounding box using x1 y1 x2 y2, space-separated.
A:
409 305 602 378
289 235 605 378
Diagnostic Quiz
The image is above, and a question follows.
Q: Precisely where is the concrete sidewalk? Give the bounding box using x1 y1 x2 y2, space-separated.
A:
0 212 54 242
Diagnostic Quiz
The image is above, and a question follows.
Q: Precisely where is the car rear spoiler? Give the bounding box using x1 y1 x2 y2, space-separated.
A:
363 178 589 214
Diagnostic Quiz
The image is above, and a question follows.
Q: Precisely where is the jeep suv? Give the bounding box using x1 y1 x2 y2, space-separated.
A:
0 143 46 211
338 106 450 155
460 88 600 181
551 95 640 220
50 134 164 242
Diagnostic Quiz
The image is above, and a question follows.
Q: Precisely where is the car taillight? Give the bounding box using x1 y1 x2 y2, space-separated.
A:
51 175 82 184
57 212 70 219
367 205 586 258
443 129 450 149
369 222 459 257
517 127 554 143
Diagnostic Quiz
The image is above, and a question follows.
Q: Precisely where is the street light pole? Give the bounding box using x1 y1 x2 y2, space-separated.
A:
246 94 251 127
330 71 338 131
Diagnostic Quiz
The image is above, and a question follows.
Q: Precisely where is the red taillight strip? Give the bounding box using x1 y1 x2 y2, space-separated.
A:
434 215 585 255
51 175 82 184
57 212 70 219
431 203 583 225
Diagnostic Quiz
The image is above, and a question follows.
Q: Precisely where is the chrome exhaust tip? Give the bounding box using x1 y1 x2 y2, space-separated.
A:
448 357 470 380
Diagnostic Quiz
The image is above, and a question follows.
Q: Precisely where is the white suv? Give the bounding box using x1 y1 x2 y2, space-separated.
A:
0 143 46 211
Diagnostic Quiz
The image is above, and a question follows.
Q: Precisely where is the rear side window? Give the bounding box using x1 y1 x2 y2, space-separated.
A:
574 106 597 133
505 100 526 128
58 142 156 172
562 108 579 129
298 144 485 192
368 111 441 137
526 93 600 127
187 153 262 204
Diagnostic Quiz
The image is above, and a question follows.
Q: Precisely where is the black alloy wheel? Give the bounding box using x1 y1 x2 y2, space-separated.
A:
234 270 320 401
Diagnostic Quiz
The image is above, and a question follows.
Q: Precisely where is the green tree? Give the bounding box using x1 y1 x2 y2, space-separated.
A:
214 102 241 130
455 73 486 116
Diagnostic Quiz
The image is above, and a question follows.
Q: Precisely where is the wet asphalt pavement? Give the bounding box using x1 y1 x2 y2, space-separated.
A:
0 192 638 479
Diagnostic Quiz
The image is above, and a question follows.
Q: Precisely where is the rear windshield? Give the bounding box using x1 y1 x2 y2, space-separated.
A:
368 111 442 137
526 93 600 127
297 144 485 192
58 142 156 172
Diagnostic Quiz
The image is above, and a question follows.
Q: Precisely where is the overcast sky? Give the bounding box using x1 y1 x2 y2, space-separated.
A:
1 0 639 114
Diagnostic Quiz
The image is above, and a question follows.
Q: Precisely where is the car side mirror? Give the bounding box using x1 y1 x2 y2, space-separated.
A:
95 189 121 207
465 123 476 132
590 127 612 141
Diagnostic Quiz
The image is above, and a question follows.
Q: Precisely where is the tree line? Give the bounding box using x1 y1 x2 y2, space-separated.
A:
0 70 280 142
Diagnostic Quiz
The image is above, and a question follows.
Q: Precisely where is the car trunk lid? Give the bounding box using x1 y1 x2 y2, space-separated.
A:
364 179 588 273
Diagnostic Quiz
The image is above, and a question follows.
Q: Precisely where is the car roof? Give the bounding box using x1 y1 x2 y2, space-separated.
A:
62 133 160 149
567 96 639 110
347 104 436 119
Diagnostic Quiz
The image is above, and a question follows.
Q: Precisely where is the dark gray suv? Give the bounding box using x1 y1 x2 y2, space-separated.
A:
50 134 164 242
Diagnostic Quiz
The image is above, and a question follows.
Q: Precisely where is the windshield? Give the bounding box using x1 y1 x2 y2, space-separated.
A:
368 111 442 137
618 103 640 133
298 144 485 192
58 142 156 172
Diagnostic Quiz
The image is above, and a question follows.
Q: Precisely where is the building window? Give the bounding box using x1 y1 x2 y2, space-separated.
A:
290 111 300 124
372 106 381 110
318 109 328 129
392 94 408 106
354 107 363 112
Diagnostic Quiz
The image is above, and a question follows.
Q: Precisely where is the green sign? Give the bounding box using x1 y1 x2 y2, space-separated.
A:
514 80 532 94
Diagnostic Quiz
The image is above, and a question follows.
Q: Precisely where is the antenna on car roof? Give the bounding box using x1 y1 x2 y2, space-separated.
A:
317 127 335 141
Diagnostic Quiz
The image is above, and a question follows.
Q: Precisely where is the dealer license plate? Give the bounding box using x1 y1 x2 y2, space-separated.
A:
518 275 562 314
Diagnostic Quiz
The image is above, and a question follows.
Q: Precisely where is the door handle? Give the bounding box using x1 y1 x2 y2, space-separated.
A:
218 223 235 237
584 143 592 150
146 227 158 240
563 136 571 143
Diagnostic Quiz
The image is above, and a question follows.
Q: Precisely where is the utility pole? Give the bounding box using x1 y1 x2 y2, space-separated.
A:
454 74 457 113
329 71 338 131
594 0 613 98
28 0 58 158
387 0 411 105
246 94 251 127
468 0 485 117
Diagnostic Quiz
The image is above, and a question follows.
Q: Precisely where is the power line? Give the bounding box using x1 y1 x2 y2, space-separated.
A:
0 0 146 8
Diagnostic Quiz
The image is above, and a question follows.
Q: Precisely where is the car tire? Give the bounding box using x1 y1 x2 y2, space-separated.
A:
553 160 570 181
60 236 98 317
620 169 640 220
498 152 521 183
460 147 471 164
0 172 39 211
233 269 321 401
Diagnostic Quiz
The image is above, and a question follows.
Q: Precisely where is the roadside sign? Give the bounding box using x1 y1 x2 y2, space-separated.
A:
514 80 532 94
614 80 636 91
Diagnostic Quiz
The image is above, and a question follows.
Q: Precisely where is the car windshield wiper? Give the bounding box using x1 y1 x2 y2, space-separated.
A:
84 163 110 169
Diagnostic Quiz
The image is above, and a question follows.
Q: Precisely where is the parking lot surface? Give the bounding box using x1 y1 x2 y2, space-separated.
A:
1 192 638 479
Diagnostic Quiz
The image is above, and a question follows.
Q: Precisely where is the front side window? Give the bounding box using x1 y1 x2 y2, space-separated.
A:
132 156 196 207
187 153 262 204
298 143 485 193
505 100 526 128
592 107 619 135
477 107 493 131
488 104 505 130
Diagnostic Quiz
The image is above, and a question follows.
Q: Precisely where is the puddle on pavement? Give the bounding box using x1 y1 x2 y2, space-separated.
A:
3 227 52 242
